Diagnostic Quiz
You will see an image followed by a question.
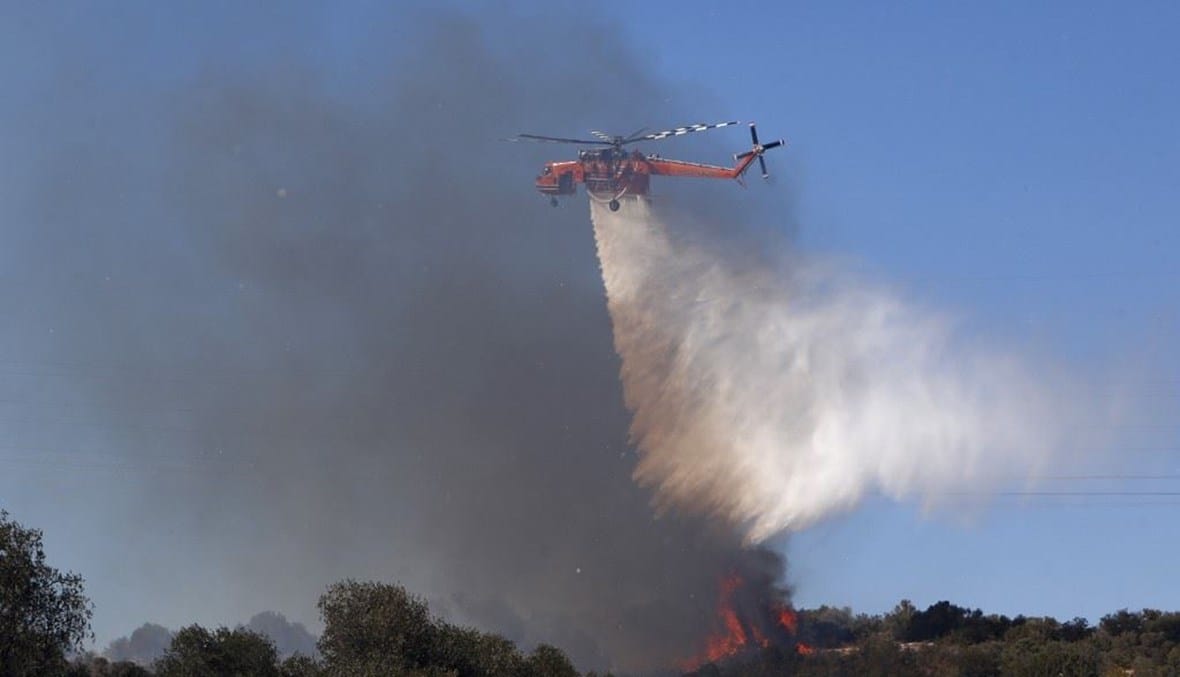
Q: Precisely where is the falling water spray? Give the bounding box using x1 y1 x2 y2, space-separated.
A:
591 198 1080 543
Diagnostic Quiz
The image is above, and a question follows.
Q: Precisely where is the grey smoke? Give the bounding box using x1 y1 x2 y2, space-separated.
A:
103 624 172 666
3 5 791 673
242 612 318 659
104 613 316 665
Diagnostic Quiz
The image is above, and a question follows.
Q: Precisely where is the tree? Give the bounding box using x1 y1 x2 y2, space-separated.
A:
66 653 153 676
0 509 93 675
884 600 917 641
1001 638 1099 677
315 579 580 677
797 606 857 648
1099 609 1144 638
316 580 440 675
524 644 578 677
906 601 970 642
433 623 526 676
154 625 280 677
279 653 324 677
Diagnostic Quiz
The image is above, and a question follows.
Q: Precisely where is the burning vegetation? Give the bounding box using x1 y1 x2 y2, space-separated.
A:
682 573 813 671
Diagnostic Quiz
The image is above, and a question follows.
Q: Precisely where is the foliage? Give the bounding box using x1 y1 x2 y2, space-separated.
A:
279 653 324 677
316 579 441 674
316 579 579 677
67 653 154 676
15 509 1180 677
524 644 580 677
708 603 1180 677
153 625 281 677
0 510 94 676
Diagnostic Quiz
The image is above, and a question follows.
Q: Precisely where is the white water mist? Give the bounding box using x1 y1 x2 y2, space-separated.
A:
591 199 1079 543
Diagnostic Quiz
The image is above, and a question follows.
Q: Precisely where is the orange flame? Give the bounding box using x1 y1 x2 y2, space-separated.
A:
679 573 752 669
775 605 798 635
703 574 749 663
682 576 813 670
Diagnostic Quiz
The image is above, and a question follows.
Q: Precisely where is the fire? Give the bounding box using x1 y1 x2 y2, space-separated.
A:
701 574 749 664
679 574 752 669
683 574 813 670
775 605 816 656
775 605 798 635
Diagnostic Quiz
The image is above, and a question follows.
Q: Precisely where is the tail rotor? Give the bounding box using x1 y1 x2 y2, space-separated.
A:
736 123 785 179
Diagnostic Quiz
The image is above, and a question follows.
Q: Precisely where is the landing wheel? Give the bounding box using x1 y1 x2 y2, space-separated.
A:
608 199 620 212
549 197 559 207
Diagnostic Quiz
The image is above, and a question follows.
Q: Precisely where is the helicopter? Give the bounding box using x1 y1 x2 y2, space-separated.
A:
511 121 784 210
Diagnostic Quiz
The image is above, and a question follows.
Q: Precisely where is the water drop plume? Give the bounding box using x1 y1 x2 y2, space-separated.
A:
591 199 1082 543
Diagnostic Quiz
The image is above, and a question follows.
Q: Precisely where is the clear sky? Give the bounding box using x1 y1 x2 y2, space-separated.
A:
2 0 1178 659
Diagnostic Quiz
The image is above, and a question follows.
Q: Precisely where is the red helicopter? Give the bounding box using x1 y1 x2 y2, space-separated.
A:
512 121 784 210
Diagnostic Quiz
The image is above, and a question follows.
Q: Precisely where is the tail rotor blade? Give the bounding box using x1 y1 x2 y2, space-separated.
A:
749 123 760 146
762 139 784 150
758 155 769 179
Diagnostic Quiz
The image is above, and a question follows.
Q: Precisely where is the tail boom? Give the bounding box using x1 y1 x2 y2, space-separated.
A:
646 123 784 182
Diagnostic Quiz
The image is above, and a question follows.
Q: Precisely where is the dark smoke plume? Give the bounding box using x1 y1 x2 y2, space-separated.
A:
3 5 790 672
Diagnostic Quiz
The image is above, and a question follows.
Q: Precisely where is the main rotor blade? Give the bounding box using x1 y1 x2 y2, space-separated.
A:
513 133 609 145
623 126 649 142
627 120 741 143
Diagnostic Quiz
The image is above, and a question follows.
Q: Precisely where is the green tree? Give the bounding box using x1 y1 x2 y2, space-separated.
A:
907 601 970 642
433 623 525 677
885 600 917 641
315 579 580 677
66 653 153 676
154 625 280 677
0 510 93 676
279 653 324 677
1099 609 1144 638
798 606 857 648
316 580 440 675
1001 638 1100 677
846 634 922 677
524 644 578 677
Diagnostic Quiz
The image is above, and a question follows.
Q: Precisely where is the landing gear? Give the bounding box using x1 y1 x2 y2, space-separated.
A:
550 196 559 207
608 199 620 212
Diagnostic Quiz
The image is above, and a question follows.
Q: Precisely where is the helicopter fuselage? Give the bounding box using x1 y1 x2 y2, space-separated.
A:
535 148 652 200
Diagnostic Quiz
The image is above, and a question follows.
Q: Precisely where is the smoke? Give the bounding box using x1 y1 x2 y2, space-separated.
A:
242 612 318 659
591 198 1087 543
104 613 316 665
103 623 172 666
1 4 794 673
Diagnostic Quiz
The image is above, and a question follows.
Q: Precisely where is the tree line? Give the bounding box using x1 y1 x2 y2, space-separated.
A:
2 510 591 677
692 601 1180 676
6 509 1180 676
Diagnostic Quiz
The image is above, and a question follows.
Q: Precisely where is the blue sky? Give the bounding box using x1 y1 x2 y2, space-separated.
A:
2 0 1178 658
